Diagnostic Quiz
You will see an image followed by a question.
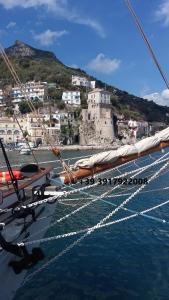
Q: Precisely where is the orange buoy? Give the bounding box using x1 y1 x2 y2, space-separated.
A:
0 175 12 183
0 170 23 183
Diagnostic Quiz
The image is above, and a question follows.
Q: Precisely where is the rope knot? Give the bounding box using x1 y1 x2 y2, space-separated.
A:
52 147 61 157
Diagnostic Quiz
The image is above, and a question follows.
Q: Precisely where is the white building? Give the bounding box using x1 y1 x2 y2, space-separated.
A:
72 75 95 89
0 117 26 144
43 113 61 130
128 120 149 139
26 113 60 145
0 113 61 145
62 91 81 106
90 81 96 89
0 89 3 104
0 89 6 109
11 81 47 105
117 119 149 143
80 89 115 145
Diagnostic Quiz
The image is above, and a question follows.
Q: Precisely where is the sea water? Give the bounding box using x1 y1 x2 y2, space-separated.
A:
1 149 169 300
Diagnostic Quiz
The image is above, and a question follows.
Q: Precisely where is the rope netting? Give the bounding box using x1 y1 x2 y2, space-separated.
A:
18 149 169 286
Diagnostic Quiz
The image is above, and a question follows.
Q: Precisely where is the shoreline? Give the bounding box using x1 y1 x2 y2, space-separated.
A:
34 145 118 151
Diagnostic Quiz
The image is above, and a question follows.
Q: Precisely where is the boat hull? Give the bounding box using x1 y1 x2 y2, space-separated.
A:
0 199 58 300
0 167 52 210
0 166 60 300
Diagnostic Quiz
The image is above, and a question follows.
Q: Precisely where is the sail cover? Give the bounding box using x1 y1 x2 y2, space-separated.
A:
74 127 169 169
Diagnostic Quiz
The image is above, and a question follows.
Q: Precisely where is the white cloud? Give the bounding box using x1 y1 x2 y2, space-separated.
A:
155 0 169 26
6 21 16 29
87 53 121 74
143 89 169 106
0 0 105 37
32 29 67 46
69 16 105 38
0 0 58 9
69 64 79 69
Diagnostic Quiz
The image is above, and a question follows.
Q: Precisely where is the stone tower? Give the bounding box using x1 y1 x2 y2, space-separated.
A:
80 89 115 145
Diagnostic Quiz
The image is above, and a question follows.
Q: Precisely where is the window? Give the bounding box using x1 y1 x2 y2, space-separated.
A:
14 130 20 135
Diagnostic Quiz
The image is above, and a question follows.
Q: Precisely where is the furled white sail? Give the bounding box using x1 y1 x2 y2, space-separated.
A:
74 127 169 169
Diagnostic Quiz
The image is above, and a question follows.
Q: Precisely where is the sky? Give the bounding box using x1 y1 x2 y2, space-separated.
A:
1 0 169 106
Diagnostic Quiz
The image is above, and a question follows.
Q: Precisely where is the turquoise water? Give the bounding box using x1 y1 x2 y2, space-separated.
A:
1 149 169 300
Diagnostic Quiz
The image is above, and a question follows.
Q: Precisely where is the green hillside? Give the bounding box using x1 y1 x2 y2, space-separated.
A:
0 40 169 123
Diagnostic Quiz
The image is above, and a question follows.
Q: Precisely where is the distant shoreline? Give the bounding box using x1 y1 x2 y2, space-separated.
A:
34 145 118 151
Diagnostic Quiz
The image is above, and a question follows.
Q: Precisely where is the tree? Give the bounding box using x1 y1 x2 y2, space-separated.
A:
61 125 69 136
48 88 62 101
33 98 43 109
57 101 65 110
5 107 14 117
19 101 31 114
19 99 43 114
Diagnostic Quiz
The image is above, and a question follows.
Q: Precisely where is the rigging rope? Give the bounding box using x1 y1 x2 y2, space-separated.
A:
12 171 169 236
58 185 169 203
0 151 168 215
23 151 169 285
125 0 169 89
22 151 169 241
23 197 169 246
0 43 71 174
0 154 92 169
0 46 39 165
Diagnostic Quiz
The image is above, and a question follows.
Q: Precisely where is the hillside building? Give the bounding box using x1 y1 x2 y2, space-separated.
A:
43 113 61 130
72 75 95 89
80 89 115 145
0 89 4 105
0 117 27 144
0 89 6 111
11 81 47 106
0 113 61 145
62 91 81 106
117 119 149 143
26 114 60 145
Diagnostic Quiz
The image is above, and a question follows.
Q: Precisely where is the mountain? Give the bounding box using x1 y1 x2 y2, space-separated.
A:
6 40 58 61
1 40 169 124
0 40 89 87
